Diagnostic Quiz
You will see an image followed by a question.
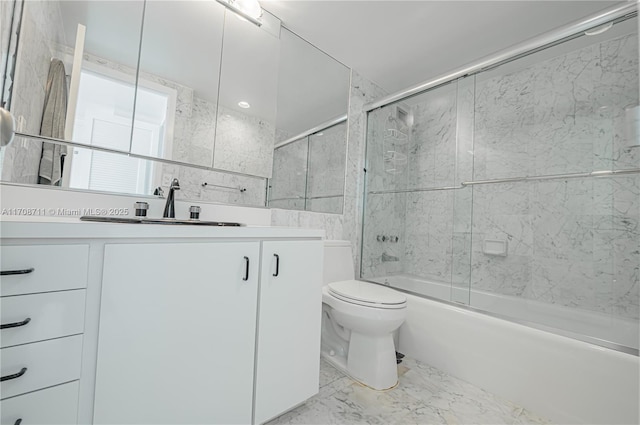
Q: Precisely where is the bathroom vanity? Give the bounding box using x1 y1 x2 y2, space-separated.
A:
0 219 324 425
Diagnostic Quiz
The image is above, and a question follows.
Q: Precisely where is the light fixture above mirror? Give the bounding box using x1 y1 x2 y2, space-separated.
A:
216 0 263 27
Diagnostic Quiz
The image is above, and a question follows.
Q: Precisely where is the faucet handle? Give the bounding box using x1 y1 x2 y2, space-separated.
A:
154 187 165 198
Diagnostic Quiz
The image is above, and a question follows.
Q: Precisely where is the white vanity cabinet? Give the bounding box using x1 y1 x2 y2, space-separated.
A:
254 240 323 424
93 242 261 425
1 222 324 425
0 244 88 425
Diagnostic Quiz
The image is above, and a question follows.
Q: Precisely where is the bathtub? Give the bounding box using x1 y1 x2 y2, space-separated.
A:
374 275 640 424
374 274 639 351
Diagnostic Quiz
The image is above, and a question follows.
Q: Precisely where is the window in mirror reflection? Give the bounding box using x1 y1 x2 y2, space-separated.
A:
69 147 157 195
69 69 167 194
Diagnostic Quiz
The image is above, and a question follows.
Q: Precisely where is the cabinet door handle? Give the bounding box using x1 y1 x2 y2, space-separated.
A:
14 419 22 425
0 268 34 276
1 367 27 382
1 317 31 330
242 256 249 281
273 254 280 277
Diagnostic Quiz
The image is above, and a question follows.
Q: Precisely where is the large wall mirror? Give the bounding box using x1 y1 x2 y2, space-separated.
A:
269 120 347 214
0 0 350 212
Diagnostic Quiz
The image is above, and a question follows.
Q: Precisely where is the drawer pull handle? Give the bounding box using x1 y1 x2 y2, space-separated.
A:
1 367 27 382
0 268 34 276
0 318 31 330
14 419 22 425
273 254 280 277
243 256 249 281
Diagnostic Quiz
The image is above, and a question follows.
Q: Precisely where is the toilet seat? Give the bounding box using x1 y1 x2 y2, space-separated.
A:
328 280 406 309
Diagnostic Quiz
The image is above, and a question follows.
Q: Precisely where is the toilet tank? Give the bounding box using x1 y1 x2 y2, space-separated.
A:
323 240 355 284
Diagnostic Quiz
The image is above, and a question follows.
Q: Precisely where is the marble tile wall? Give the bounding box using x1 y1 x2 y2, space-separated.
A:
342 72 389 274
270 137 308 211
1 0 65 183
270 207 344 240
269 120 347 215
306 121 347 214
403 85 458 283
213 105 275 178
360 105 408 279
470 32 639 319
1 0 16 100
159 163 267 208
362 31 639 320
270 70 389 261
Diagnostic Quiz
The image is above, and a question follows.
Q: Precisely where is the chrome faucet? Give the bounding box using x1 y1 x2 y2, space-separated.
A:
381 252 399 262
163 178 180 218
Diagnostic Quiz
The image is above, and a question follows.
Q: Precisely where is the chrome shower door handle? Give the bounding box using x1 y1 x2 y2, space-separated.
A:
273 254 280 277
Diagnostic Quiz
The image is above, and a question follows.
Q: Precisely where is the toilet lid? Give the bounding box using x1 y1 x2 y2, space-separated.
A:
328 280 406 308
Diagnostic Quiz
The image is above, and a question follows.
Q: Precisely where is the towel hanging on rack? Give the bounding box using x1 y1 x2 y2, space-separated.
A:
38 58 67 186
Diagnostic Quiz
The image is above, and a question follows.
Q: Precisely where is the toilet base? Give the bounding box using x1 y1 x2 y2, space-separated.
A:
321 331 399 391
347 332 398 390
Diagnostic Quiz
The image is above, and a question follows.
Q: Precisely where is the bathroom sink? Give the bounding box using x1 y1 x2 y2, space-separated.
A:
80 216 243 226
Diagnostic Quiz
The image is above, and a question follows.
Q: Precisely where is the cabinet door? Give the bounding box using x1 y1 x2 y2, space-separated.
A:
94 242 260 425
254 240 323 424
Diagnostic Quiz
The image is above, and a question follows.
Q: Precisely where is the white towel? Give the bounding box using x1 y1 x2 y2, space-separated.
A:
38 58 67 185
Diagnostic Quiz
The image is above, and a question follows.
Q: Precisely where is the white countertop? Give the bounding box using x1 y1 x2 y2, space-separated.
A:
0 217 324 240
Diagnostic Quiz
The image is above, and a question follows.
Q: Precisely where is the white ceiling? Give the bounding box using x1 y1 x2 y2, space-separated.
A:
261 0 625 94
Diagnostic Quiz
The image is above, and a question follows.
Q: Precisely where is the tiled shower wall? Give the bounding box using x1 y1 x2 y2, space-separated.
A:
470 32 639 319
363 31 639 320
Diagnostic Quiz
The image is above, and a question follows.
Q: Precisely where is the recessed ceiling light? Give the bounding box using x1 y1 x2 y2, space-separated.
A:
238 101 250 109
317 132 324 136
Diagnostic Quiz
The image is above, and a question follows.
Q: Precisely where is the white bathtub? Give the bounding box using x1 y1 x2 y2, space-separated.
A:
381 275 640 424
375 274 639 350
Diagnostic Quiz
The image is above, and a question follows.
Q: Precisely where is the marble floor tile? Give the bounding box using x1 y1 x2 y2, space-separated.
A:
267 357 550 425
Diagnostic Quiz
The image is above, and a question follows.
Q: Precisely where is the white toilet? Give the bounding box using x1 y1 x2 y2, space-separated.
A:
321 240 407 390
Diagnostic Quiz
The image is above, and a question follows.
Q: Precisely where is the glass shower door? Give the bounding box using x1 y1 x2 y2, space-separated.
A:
361 79 474 305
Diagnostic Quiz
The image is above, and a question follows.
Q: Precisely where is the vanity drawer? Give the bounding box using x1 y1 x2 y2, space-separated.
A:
0 335 82 399
0 244 89 296
1 381 79 425
1 290 86 348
